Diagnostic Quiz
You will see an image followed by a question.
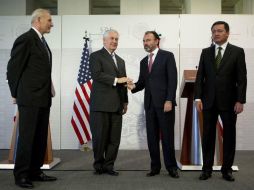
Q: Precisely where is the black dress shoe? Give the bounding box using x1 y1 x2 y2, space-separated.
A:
168 169 179 178
222 172 235 181
146 171 160 177
94 168 103 175
199 171 212 180
30 172 57 181
106 170 119 176
15 177 34 189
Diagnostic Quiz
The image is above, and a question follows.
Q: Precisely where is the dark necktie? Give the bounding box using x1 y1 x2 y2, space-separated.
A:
215 47 222 69
148 53 154 73
41 36 50 60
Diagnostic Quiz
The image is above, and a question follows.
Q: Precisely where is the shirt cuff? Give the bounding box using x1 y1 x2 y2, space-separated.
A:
113 78 118 86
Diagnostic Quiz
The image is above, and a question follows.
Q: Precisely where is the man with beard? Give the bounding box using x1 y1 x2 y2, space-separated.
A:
127 31 179 178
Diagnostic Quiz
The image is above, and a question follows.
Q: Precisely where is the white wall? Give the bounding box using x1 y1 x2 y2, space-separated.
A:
179 15 254 150
61 15 180 149
0 16 62 149
0 15 254 150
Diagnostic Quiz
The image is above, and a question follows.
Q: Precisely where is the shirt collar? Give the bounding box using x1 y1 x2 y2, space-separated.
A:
148 47 159 57
104 47 115 56
215 41 228 50
32 27 43 39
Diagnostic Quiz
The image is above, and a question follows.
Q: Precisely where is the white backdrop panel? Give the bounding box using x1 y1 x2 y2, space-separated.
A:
0 16 61 149
179 15 254 150
1 15 254 150
61 15 180 149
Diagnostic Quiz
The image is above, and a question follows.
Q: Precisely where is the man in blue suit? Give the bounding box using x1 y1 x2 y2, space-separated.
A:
128 31 179 178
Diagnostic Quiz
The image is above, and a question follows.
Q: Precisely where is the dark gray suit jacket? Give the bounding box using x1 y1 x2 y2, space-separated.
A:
194 43 247 110
89 48 128 113
7 29 52 107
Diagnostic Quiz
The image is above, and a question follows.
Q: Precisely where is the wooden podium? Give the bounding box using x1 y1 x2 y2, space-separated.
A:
0 110 60 169
178 70 238 171
178 70 202 170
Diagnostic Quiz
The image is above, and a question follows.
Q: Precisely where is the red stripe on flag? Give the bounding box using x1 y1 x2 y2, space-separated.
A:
87 80 92 91
81 84 90 104
73 103 91 141
71 117 85 145
75 88 90 123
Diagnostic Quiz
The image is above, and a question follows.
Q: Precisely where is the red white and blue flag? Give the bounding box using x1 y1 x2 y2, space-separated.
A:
71 39 92 145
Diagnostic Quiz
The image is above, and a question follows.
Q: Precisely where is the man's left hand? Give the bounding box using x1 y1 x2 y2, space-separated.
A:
234 102 244 114
164 101 172 112
122 103 128 115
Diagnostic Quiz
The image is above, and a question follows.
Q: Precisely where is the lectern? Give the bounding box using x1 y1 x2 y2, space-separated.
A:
178 70 202 170
178 70 238 170
0 110 60 169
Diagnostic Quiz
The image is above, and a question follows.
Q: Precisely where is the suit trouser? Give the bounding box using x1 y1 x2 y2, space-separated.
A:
90 111 122 171
14 105 50 179
202 106 237 173
145 103 177 172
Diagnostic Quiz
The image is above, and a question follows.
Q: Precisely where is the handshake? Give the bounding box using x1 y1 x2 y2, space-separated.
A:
117 77 135 90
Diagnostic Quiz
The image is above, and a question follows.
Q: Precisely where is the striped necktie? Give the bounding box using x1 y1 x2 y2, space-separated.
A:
215 47 222 69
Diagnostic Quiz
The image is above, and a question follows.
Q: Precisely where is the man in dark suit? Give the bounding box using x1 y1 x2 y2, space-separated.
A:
127 31 179 178
89 29 129 176
194 21 247 182
7 9 57 188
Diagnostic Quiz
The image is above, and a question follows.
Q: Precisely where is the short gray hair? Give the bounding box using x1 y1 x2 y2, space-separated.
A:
31 8 50 24
103 29 119 38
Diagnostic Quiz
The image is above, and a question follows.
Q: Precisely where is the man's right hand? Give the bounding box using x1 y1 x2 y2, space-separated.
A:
195 100 203 112
127 81 135 90
117 77 133 84
117 77 128 84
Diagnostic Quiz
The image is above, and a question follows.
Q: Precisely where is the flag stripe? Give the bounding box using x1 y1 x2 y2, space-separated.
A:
71 117 85 144
71 39 92 145
75 87 90 122
73 103 91 141
81 84 90 105
72 113 89 142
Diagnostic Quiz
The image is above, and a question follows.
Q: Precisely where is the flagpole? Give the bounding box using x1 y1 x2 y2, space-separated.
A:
83 30 89 41
71 30 92 152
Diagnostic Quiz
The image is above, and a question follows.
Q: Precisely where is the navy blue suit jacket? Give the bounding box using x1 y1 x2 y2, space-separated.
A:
132 49 177 110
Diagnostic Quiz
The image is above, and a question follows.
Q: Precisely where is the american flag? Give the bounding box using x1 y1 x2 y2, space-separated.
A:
71 39 92 145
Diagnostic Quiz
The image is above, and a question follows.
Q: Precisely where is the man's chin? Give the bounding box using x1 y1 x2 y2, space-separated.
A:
144 47 150 52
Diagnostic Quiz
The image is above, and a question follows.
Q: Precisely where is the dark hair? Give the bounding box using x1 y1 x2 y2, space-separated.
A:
211 21 230 32
145 31 161 40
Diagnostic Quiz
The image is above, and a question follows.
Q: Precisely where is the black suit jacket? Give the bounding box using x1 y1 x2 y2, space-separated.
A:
89 48 128 112
194 43 247 110
132 49 177 109
7 29 52 107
